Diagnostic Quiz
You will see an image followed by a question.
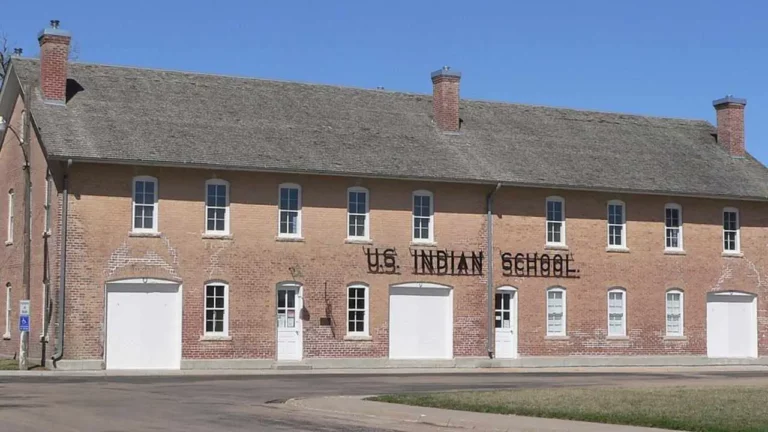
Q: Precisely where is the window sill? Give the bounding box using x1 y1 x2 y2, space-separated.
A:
544 244 569 251
202 233 233 240
721 251 743 258
663 336 687 341
343 334 373 341
345 238 373 245
545 335 570 340
606 336 630 340
606 246 630 253
4 241 12 246
664 249 686 256
129 232 162 238
275 236 305 242
199 335 233 341
2 333 10 340
410 241 437 248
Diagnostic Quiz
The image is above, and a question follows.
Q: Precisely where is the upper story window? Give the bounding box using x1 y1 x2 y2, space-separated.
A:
666 289 683 337
278 183 301 238
723 208 740 253
607 288 626 337
546 196 565 246
664 203 683 251
204 282 229 336
6 189 14 244
607 200 626 248
132 176 158 233
347 283 369 336
44 172 52 235
205 179 230 235
412 190 434 243
546 287 566 336
347 187 369 240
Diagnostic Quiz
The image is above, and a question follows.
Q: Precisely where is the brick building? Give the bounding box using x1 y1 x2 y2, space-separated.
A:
1 22 768 370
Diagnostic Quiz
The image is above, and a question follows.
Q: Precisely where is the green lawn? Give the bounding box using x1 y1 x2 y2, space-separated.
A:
0 358 18 370
371 386 768 432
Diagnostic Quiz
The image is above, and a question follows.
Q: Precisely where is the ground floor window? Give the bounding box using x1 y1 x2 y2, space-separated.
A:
608 288 626 336
347 284 369 335
666 290 683 336
204 282 228 336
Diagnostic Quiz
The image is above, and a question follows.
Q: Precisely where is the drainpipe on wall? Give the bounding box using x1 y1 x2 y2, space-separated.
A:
486 183 502 358
52 159 72 365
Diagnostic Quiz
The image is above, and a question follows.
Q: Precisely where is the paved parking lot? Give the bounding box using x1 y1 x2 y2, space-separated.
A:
1 368 767 431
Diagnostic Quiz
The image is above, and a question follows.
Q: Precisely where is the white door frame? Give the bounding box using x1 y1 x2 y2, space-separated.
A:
103 278 183 369
707 290 758 358
494 285 518 359
276 281 303 361
388 282 454 360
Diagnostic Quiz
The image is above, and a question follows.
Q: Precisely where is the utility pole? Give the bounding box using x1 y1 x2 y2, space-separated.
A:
19 84 31 371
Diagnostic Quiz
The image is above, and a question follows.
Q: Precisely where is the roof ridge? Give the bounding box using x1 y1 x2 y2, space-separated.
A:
13 57 712 125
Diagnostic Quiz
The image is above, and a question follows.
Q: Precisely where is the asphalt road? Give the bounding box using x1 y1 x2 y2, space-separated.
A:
0 369 766 431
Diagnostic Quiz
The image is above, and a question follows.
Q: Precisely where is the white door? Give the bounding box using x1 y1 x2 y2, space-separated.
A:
105 280 182 370
707 292 757 358
389 283 453 360
494 290 517 358
277 285 302 361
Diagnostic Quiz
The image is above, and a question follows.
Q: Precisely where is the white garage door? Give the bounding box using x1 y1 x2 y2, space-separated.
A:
707 292 757 358
106 280 182 369
389 283 453 360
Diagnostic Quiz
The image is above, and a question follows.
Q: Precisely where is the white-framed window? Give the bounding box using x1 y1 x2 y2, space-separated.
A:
204 282 229 336
666 289 683 337
607 288 626 337
132 176 158 233
3 284 10 339
664 203 683 251
546 196 565 246
278 183 301 237
546 287 566 336
205 179 230 235
412 190 434 243
7 189 14 244
723 207 740 253
347 187 369 240
20 110 26 144
607 200 626 248
347 283 369 336
44 171 52 235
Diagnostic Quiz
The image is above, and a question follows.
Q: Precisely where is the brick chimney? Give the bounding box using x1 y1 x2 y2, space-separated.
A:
713 95 747 157
431 66 461 132
38 20 71 105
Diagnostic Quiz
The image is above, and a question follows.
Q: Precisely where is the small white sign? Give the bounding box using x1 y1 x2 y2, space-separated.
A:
19 300 30 317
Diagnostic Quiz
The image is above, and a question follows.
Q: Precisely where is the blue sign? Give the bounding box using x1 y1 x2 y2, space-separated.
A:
19 315 29 332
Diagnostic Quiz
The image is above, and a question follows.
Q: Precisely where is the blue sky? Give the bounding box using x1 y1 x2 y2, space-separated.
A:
3 1 767 163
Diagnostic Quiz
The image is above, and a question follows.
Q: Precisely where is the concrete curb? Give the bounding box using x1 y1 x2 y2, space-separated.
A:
0 364 766 377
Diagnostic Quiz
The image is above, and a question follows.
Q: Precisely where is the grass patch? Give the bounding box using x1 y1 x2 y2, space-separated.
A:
370 386 768 432
0 358 18 370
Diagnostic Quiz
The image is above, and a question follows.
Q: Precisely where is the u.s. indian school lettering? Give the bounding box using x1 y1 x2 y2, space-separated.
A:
363 247 580 278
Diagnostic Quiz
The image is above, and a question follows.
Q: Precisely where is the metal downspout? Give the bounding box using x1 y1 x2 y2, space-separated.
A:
52 159 72 364
486 183 502 358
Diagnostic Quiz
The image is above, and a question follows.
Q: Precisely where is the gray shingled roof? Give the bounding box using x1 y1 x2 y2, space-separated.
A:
11 58 768 199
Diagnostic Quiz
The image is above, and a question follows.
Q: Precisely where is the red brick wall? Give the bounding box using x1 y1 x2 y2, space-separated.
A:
48 162 768 362
0 94 57 364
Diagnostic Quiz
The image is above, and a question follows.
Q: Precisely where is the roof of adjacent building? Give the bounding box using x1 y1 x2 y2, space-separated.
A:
10 57 768 200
